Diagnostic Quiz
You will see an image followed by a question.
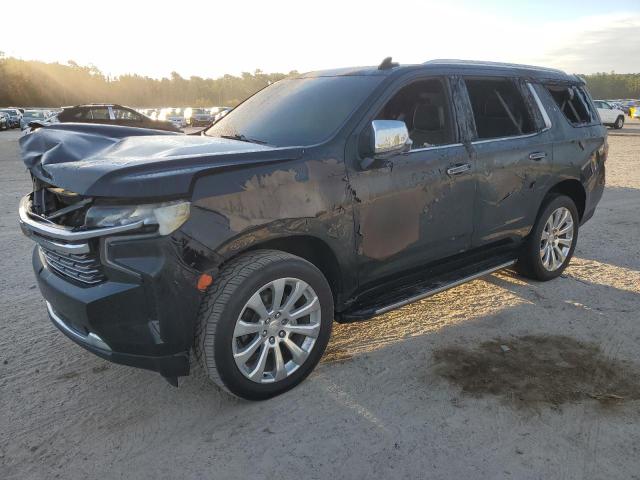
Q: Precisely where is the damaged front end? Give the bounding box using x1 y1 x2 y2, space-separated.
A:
19 158 204 383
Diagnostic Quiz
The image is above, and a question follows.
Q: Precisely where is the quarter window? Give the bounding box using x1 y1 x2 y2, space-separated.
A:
113 108 143 121
464 78 536 139
545 85 594 125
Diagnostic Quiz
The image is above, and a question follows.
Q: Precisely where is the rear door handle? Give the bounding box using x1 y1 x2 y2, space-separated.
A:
529 151 547 161
446 163 471 175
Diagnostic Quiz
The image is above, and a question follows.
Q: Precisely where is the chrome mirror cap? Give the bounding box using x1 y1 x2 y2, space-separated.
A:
371 120 412 158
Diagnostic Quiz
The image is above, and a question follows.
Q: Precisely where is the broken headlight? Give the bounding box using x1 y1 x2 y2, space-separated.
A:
85 200 190 235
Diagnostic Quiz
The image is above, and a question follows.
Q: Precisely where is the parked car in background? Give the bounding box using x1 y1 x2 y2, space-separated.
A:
18 59 606 400
53 104 181 132
187 108 214 127
0 112 9 130
20 110 51 130
159 108 187 129
0 108 23 128
212 106 232 123
593 100 625 129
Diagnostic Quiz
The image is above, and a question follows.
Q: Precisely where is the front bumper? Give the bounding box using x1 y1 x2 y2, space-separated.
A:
20 195 203 377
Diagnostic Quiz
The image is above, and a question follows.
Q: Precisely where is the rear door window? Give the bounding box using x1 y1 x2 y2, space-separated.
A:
464 78 536 139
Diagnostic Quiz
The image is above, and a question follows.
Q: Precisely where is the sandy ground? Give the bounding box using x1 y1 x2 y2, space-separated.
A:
1 122 639 479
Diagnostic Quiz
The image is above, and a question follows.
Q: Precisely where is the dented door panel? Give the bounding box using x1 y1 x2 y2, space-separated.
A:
471 131 554 245
349 144 475 286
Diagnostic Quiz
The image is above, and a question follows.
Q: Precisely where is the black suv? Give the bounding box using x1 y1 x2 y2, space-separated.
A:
54 104 181 132
18 59 606 400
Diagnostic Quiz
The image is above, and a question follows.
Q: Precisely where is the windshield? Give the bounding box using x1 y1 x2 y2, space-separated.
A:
205 76 383 146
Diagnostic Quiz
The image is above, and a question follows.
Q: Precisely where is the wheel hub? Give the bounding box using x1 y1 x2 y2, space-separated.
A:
539 206 574 272
231 277 322 384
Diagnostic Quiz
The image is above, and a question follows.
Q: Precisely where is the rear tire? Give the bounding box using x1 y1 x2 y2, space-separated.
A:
516 194 579 281
614 116 624 129
195 249 333 400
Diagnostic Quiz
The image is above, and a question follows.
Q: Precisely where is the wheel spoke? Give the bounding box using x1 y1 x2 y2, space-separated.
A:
234 335 264 363
248 343 270 381
549 246 558 269
234 320 262 338
284 322 320 338
541 245 550 266
554 245 566 264
289 296 320 320
557 223 573 236
283 280 308 312
283 337 309 365
246 291 269 320
557 237 572 247
273 344 287 381
271 278 287 312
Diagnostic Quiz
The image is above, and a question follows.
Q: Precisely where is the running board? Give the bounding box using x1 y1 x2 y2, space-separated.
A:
339 259 516 322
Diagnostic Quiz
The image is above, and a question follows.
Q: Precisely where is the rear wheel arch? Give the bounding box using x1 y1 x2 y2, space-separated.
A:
545 179 586 221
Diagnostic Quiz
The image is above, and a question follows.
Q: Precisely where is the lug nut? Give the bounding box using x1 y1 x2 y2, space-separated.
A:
274 312 281 319
265 318 271 324
262 330 268 337
278 330 285 338
281 318 288 325
269 336 275 344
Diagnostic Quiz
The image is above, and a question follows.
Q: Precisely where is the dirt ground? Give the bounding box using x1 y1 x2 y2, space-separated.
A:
1 122 639 479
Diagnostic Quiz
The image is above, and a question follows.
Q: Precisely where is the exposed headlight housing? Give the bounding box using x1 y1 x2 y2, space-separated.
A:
85 200 190 235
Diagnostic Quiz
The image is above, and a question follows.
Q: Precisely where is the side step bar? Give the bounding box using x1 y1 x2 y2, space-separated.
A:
375 260 515 315
339 259 516 322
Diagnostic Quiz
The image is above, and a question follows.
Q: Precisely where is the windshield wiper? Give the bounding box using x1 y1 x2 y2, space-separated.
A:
219 134 269 145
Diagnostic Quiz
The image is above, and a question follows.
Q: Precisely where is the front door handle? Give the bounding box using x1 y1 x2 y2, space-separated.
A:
447 163 471 176
529 151 547 161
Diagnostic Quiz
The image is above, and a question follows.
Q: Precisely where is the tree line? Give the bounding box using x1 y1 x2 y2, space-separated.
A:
0 54 294 107
1 53 639 108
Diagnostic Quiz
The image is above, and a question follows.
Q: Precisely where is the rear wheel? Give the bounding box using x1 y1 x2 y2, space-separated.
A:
516 195 579 281
195 250 333 400
614 116 624 129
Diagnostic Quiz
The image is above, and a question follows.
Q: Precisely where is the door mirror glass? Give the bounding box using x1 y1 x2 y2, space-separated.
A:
371 120 412 158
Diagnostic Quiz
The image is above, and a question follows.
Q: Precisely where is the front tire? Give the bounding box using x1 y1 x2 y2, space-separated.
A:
516 195 579 281
195 250 333 400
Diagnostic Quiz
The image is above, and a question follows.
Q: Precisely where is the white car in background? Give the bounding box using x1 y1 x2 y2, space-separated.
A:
594 100 625 129
159 108 187 129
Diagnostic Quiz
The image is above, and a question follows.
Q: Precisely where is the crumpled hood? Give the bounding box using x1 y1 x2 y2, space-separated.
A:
20 123 303 198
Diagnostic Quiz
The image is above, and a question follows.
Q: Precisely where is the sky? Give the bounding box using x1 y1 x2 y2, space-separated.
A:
3 0 640 79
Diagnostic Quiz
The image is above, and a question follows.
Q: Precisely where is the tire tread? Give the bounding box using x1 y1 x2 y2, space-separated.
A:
194 249 300 395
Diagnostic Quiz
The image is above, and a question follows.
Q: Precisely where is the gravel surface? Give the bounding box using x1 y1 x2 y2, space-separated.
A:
1 123 639 479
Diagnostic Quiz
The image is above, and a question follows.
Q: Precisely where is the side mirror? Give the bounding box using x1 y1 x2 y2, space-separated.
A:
361 120 412 169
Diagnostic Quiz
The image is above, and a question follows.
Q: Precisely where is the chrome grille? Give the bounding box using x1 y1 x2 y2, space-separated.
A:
41 247 105 285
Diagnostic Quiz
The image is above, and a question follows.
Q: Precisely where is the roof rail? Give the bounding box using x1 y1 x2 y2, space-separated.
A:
423 59 567 75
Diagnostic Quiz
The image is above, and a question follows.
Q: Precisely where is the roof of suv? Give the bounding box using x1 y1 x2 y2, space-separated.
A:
301 59 581 83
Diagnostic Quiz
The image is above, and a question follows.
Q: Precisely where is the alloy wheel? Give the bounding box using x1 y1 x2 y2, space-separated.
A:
232 277 322 384
539 207 574 271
